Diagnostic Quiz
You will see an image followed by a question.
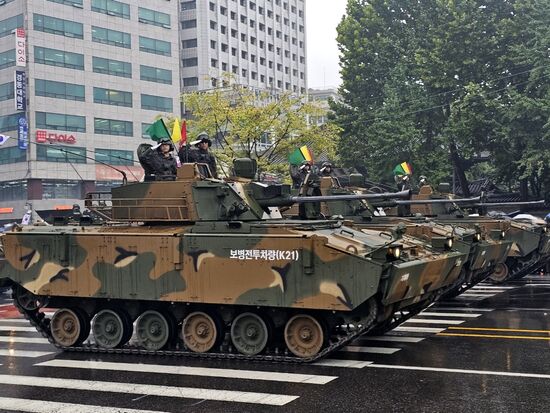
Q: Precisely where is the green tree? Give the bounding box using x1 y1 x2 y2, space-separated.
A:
183 82 340 177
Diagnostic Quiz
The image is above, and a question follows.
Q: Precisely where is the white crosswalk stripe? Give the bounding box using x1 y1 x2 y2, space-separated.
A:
428 307 493 312
0 325 38 332
0 397 169 413
0 336 50 344
0 374 299 406
313 359 373 368
404 318 465 325
419 312 482 318
37 359 337 384
341 346 401 354
0 349 53 358
363 336 425 343
393 326 446 333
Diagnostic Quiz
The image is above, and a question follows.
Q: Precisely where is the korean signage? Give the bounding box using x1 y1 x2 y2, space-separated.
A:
14 70 26 111
17 116 28 150
15 28 26 67
36 130 77 144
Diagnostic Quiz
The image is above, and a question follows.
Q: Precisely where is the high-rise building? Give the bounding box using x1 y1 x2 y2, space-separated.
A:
180 0 307 95
0 0 181 221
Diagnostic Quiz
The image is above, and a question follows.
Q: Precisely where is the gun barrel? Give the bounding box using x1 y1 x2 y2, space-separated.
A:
290 190 411 204
474 200 546 207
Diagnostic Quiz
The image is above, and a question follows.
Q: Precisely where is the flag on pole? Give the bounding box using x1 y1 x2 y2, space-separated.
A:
181 120 187 147
145 118 170 142
0 134 10 145
289 145 314 165
393 162 413 176
171 118 182 143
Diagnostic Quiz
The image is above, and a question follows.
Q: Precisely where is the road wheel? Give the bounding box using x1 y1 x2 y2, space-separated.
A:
92 309 131 349
135 310 170 351
14 286 47 311
50 308 83 347
284 314 324 358
489 262 510 284
230 312 269 355
182 311 219 353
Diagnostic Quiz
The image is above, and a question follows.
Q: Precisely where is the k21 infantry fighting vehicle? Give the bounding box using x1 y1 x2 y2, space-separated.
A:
285 173 512 301
399 184 549 284
0 161 467 362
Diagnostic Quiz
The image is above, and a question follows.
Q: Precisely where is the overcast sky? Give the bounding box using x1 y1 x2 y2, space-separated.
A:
306 0 348 89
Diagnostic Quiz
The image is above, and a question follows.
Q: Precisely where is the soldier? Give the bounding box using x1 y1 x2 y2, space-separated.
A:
179 132 218 178
139 137 177 180
290 161 312 189
319 162 333 177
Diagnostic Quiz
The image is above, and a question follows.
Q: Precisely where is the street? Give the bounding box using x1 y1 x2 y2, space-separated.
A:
0 275 549 413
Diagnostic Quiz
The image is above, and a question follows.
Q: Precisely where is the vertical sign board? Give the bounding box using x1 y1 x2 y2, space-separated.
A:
14 71 26 111
15 28 26 67
18 116 28 150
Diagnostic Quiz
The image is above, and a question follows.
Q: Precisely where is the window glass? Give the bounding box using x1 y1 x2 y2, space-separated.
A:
0 113 19 133
37 147 86 164
141 94 173 112
0 180 27 200
0 148 26 165
94 118 133 136
91 0 130 19
0 82 14 102
183 77 198 87
92 56 132 78
35 112 86 132
0 15 23 39
34 46 84 70
93 87 132 107
138 7 170 28
47 0 83 6
35 79 85 101
140 65 172 84
139 36 171 56
33 14 83 39
181 1 196 10
0 49 15 70
92 26 131 48
42 180 82 199
95 148 133 165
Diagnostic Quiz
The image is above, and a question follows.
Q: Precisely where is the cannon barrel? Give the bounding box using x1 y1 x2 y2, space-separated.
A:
256 190 412 208
473 200 546 208
370 196 481 207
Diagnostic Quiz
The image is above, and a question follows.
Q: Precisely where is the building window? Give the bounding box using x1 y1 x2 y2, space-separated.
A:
183 77 199 87
94 118 133 136
138 7 171 28
91 0 130 19
93 87 132 107
0 49 15 70
210 20 217 30
220 6 227 15
232 66 238 74
139 36 171 56
0 113 21 133
230 11 236 20
33 14 83 39
0 82 14 102
95 148 134 166
92 26 131 48
231 47 237 56
36 112 86 132
182 57 198 67
221 43 228 52
92 56 132 78
35 79 85 101
211 59 217 68
181 0 196 11
0 14 23 39
0 180 27 200
47 0 84 6
209 1 215 11
221 62 227 71
38 147 86 164
220 25 226 34
182 38 198 49
42 180 83 199
182 19 197 29
210 40 216 49
231 29 237 38
35 47 84 70
140 65 172 84
141 94 173 111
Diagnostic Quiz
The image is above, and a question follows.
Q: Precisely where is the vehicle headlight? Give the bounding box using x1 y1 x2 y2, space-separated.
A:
446 238 453 249
474 233 481 242
388 246 402 259
543 227 548 233
500 230 506 239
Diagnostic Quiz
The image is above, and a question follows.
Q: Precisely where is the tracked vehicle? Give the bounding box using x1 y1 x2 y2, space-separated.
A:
0 162 468 362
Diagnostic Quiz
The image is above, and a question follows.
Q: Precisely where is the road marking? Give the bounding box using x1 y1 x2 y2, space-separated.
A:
0 318 28 323
0 397 169 413
0 374 299 406
523 284 550 287
393 326 446 333
313 359 373 368
363 336 425 343
419 312 482 318
367 363 550 380
404 318 465 325
341 346 401 354
458 294 493 298
37 359 336 384
0 326 37 332
437 333 550 341
429 307 493 312
0 336 50 344
0 349 53 358
448 326 550 334
473 285 516 289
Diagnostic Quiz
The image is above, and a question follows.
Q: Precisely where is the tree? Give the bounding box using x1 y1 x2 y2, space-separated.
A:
182 81 340 178
333 0 550 199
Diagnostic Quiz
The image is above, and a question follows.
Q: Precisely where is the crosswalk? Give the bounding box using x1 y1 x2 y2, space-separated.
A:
0 282 519 411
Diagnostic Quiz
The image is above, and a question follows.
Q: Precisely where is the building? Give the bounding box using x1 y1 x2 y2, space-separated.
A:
0 0 181 221
180 0 307 95
308 87 339 125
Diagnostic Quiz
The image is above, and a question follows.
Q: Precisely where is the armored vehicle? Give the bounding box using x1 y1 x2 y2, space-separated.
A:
284 173 512 301
0 163 467 362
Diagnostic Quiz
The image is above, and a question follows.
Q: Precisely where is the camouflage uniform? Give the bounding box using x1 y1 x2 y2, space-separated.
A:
141 140 177 180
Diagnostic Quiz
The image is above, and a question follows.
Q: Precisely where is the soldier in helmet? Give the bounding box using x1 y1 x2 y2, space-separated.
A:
179 132 218 178
139 137 177 180
319 162 333 177
290 160 312 188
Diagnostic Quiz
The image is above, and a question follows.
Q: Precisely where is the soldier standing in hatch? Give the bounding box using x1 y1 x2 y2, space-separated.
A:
140 137 177 180
179 132 218 178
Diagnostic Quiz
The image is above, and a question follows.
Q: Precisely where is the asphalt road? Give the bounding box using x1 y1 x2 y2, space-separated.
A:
0 274 549 413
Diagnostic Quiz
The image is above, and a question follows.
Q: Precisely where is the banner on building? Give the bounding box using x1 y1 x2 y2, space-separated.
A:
14 70 26 111
15 28 26 67
18 116 28 150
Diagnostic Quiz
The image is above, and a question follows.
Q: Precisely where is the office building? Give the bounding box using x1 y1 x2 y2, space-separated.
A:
0 0 181 220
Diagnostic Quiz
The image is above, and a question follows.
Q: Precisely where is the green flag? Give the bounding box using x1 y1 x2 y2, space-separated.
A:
145 119 170 142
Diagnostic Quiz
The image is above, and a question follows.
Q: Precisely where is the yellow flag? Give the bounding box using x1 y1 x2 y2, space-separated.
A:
171 118 182 143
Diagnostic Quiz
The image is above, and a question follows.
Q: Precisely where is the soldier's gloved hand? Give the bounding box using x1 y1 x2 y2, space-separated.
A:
151 142 162 150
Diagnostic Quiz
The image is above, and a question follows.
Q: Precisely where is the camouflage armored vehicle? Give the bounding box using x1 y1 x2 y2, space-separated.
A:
0 162 468 362
285 173 512 300
401 184 549 283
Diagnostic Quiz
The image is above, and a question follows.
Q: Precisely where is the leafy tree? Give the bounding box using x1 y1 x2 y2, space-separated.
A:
182 81 340 178
333 0 550 199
